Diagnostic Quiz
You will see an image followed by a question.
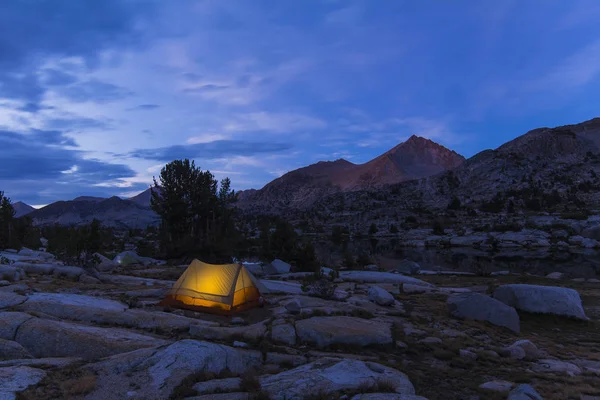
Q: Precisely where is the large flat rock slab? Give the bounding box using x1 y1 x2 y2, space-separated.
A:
339 271 433 287
0 339 33 361
87 340 261 400
493 284 588 320
15 318 167 360
0 292 26 309
447 293 520 333
0 312 34 341
0 366 46 399
260 358 416 400
99 274 175 287
295 316 392 348
0 357 82 369
16 293 217 332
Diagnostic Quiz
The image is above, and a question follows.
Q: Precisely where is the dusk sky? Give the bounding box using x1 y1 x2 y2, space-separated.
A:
1 1 600 206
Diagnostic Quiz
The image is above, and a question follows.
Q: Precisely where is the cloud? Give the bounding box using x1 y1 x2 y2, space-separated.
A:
0 129 135 182
17 103 55 113
42 69 79 86
127 104 161 111
45 115 115 132
29 129 78 147
186 133 231 144
128 140 293 161
183 84 230 93
223 112 327 133
42 73 133 103
0 1 155 105
532 39 600 91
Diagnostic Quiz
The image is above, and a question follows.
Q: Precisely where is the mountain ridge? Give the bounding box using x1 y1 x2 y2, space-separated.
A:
237 135 465 210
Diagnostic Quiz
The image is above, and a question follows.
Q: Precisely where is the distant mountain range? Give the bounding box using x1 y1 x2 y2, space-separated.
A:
236 135 465 211
12 118 600 228
15 188 159 229
12 201 35 218
309 117 600 224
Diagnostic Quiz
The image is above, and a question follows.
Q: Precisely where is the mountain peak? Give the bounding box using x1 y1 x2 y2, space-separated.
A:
12 201 35 218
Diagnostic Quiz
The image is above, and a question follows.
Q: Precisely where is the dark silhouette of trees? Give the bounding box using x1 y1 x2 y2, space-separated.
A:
0 191 16 249
150 159 238 261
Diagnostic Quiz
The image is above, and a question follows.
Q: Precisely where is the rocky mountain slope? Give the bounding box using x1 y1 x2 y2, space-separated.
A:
12 201 35 218
237 135 465 211
305 117 600 230
127 187 156 208
25 196 159 229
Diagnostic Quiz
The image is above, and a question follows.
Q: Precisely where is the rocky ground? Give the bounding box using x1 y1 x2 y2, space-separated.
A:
1 249 599 400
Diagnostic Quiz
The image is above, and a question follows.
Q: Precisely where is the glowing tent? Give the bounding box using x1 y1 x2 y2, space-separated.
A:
160 259 267 314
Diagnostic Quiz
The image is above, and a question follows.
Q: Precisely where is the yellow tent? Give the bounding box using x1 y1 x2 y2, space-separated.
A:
160 260 266 314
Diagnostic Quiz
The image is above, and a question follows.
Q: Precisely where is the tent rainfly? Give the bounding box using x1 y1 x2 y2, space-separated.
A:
160 259 267 314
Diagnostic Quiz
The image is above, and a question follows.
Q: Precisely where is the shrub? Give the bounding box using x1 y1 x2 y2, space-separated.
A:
432 220 445 235
447 196 461 210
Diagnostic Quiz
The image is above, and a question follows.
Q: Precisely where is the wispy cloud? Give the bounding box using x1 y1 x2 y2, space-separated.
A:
186 133 231 144
127 104 160 111
128 140 293 161
223 112 327 133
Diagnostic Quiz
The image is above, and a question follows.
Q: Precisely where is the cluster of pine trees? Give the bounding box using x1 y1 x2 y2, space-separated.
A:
150 159 244 263
3 159 323 270
0 191 41 250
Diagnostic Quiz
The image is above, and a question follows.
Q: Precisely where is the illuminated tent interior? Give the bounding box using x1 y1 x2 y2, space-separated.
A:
160 260 267 314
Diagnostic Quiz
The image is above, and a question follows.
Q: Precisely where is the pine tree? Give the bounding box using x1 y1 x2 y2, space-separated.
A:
0 192 16 249
150 159 237 260
368 223 378 236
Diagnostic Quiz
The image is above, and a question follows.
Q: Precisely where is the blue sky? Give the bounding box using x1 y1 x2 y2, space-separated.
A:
1 0 600 206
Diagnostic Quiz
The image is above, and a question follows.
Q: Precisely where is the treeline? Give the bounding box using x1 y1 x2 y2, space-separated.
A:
41 219 119 265
0 191 41 250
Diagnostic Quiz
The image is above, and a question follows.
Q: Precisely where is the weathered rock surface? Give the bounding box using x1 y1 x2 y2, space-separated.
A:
0 357 82 369
394 260 421 275
479 380 514 393
268 259 291 274
350 395 429 400
0 292 26 309
0 265 23 282
0 366 46 399
339 271 433 287
296 316 392 348
17 292 127 318
94 253 117 272
16 293 217 332
259 358 417 400
571 359 600 375
12 262 55 275
507 384 543 400
351 393 427 400
368 285 395 306
505 340 544 360
192 377 242 394
189 321 267 342
0 339 33 360
265 352 308 367
532 359 582 375
15 318 166 360
493 284 588 320
0 312 33 340
271 323 296 346
87 340 261 400
52 266 86 280
186 394 249 400
447 293 520 333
